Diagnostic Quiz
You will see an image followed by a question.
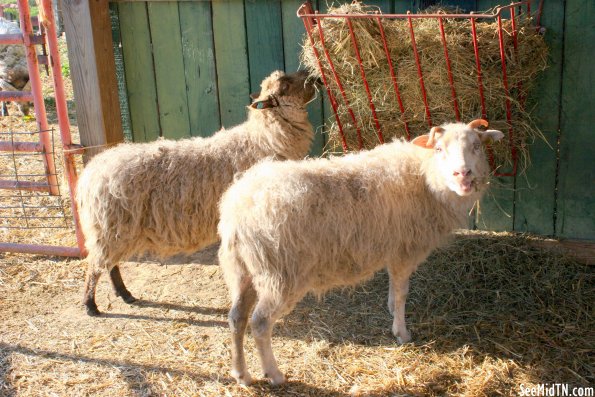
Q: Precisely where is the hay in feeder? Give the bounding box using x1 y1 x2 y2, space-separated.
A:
301 2 549 172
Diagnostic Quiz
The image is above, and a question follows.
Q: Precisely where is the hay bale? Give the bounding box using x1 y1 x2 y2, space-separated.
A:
301 2 549 172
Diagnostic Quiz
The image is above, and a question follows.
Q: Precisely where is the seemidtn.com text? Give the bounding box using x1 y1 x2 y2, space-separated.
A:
519 384 594 397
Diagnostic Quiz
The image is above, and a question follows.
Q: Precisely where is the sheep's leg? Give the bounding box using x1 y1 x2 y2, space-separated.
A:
228 276 257 385
109 265 137 304
387 270 395 316
251 297 287 385
387 267 412 344
83 265 102 316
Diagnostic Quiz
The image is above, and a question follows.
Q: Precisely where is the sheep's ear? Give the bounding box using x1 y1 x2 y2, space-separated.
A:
250 92 260 100
412 126 444 148
411 134 433 148
478 129 504 143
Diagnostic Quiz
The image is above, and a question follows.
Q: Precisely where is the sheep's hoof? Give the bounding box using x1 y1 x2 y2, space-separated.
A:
266 371 286 386
231 370 253 386
85 305 101 317
120 294 137 304
395 330 412 345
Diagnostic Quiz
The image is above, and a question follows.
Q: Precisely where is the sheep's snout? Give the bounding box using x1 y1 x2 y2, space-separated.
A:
453 168 471 177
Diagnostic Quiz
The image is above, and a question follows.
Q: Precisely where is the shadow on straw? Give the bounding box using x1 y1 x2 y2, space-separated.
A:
0 342 221 388
130 299 228 316
100 312 227 329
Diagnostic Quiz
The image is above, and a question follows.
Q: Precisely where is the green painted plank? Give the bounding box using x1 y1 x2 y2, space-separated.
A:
179 1 220 137
366 0 392 13
282 0 325 157
245 0 284 94
212 0 250 128
477 177 515 231
117 2 160 142
394 1 413 13
147 2 191 139
513 0 563 236
556 0 595 240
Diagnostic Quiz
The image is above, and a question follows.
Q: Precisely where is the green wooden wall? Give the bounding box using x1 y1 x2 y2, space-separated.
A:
110 0 594 241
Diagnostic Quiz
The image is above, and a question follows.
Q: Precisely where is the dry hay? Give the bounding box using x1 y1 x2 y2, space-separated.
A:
0 232 592 396
301 2 549 172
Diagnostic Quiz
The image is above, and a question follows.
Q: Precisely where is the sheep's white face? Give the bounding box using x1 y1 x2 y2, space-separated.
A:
413 120 504 197
250 70 319 108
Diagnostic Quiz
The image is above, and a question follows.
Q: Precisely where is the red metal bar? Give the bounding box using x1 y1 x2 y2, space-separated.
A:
0 141 42 152
346 18 384 144
470 16 487 120
298 4 348 152
407 12 432 127
18 0 60 196
536 0 544 27
41 0 86 256
0 91 34 102
299 3 528 20
0 33 24 45
316 13 363 150
0 242 80 257
438 17 460 122
496 14 517 177
0 33 45 46
376 16 411 140
0 179 52 192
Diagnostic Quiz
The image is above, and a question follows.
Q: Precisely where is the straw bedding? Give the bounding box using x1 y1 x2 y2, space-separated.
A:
301 2 549 172
0 232 592 396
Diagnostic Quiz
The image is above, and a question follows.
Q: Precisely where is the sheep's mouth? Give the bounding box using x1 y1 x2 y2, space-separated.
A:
460 179 473 193
452 178 475 196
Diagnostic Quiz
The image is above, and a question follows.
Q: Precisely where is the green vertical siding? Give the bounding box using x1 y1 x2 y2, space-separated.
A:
147 2 191 139
245 0 284 94
514 0 564 236
179 1 220 137
117 2 160 142
212 0 250 128
556 0 595 239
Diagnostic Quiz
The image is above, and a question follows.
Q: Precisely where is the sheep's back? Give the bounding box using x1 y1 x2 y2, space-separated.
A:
77 137 240 260
219 141 452 294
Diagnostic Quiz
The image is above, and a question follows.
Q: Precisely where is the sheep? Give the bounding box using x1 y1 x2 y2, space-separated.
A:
0 17 31 116
217 119 504 385
76 70 319 316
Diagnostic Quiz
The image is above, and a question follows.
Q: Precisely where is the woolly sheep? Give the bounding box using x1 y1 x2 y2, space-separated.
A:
0 17 31 116
217 119 504 385
77 70 319 316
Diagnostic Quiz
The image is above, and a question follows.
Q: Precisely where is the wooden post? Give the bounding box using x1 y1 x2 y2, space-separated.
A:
62 0 124 161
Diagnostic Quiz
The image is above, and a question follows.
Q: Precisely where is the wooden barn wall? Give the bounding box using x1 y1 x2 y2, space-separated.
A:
109 0 594 241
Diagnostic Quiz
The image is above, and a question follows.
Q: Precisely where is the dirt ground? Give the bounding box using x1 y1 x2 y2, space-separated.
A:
0 234 593 397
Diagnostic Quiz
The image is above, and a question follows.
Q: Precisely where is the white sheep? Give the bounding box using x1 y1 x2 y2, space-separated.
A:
217 119 504 385
0 17 31 116
77 70 319 316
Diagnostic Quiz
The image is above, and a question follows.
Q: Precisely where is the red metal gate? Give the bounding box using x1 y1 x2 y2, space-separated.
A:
0 0 84 257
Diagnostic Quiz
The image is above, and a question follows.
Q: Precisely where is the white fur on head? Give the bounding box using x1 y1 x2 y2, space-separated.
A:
415 119 504 197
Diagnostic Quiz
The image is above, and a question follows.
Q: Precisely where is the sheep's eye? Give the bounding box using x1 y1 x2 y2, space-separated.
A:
473 143 481 151
435 146 442 153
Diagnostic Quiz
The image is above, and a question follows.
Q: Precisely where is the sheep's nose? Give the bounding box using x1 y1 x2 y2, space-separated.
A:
453 168 471 177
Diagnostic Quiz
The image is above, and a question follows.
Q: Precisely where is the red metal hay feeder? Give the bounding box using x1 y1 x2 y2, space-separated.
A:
298 0 545 177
